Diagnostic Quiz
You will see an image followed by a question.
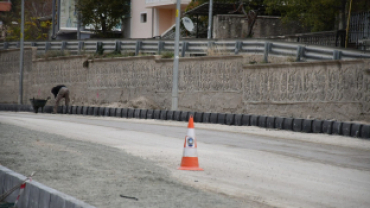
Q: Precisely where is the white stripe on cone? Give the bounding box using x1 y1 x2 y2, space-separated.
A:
183 128 198 157
183 147 198 157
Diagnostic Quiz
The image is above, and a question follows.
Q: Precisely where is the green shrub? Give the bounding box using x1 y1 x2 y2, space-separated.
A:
161 51 174 58
37 50 70 59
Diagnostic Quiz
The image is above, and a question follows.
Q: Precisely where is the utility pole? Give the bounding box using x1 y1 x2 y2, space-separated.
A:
76 0 82 40
345 0 353 48
19 0 25 105
172 0 181 111
207 0 213 39
52 0 56 39
77 10 81 40
58 0 61 35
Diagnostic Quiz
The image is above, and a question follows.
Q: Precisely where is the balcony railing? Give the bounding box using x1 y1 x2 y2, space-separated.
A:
146 0 191 6
146 0 174 4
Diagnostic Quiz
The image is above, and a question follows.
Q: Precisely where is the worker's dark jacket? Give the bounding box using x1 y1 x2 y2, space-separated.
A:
51 85 66 98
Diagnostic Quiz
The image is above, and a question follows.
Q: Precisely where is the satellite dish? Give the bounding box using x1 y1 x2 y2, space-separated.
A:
182 17 194 32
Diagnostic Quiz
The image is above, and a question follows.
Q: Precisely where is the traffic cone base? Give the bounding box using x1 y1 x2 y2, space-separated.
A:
178 157 204 171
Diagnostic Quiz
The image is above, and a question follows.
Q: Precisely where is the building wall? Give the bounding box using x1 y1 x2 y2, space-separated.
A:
132 0 189 38
252 16 307 38
157 8 175 35
145 0 191 8
1 48 369 122
130 0 154 38
60 0 77 30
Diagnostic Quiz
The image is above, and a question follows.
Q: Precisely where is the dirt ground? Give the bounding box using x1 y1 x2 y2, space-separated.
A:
98 96 161 110
0 122 269 208
2 112 370 208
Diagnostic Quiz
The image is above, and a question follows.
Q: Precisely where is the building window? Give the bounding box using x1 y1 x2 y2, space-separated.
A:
141 13 147 23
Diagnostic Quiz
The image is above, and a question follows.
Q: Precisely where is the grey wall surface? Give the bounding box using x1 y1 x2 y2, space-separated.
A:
212 15 308 39
0 48 33 104
242 61 370 121
0 48 369 121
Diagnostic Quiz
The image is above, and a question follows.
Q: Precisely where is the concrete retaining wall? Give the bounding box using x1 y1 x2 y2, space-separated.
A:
242 60 370 121
1 48 369 121
0 165 95 208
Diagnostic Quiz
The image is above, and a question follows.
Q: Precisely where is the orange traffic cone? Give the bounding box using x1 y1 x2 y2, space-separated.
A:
178 115 204 171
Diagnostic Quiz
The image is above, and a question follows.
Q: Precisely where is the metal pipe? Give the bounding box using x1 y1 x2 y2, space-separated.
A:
77 11 81 40
345 0 353 48
172 0 181 111
207 0 213 39
152 8 154 37
196 14 199 38
18 0 24 105
77 0 82 40
57 0 61 35
52 0 56 39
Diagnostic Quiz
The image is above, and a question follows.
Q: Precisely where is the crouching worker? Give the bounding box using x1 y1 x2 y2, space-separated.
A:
51 85 70 114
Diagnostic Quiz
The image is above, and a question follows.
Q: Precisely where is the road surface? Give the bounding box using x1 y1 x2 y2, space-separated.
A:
1 112 370 208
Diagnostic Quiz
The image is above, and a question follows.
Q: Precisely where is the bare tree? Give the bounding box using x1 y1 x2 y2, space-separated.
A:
229 1 259 37
25 0 52 18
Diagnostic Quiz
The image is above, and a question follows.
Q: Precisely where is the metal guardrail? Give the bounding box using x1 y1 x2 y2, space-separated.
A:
1 39 370 62
265 31 345 48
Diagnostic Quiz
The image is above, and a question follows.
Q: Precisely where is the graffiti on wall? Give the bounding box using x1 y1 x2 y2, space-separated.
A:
86 60 172 92
243 64 369 113
178 61 242 92
33 58 86 86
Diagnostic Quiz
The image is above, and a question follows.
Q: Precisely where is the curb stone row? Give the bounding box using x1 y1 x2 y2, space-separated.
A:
0 104 369 140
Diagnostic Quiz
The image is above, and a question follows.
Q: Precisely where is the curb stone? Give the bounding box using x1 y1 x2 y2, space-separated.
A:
1 104 367 139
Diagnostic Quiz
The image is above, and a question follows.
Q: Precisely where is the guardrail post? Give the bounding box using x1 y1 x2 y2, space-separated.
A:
295 46 304 62
135 41 141 56
16 42 20 48
157 41 164 55
207 41 215 55
78 41 84 54
61 41 66 51
115 41 121 53
235 41 242 55
31 42 37 47
45 42 51 53
3 42 8 49
263 42 270 63
208 41 214 49
181 41 188 57
333 50 341 60
96 42 102 54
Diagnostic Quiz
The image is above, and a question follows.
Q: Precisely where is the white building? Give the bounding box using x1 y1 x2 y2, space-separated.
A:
131 0 191 38
56 0 191 39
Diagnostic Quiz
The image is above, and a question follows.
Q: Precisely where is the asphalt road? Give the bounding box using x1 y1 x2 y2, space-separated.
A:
1 112 370 208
